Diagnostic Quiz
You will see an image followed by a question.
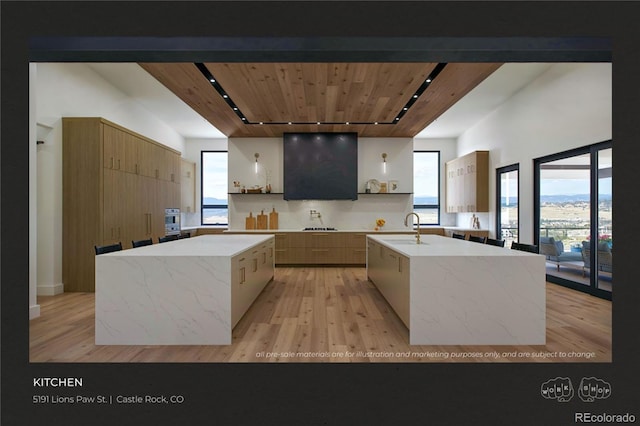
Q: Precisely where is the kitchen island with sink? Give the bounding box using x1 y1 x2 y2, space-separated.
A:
95 234 274 345
367 234 546 345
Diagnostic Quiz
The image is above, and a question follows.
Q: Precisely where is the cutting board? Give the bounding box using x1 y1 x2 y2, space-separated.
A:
256 210 268 229
245 212 256 230
269 208 278 229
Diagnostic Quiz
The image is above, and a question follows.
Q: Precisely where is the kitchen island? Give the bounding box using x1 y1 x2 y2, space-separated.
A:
95 234 274 345
367 234 546 345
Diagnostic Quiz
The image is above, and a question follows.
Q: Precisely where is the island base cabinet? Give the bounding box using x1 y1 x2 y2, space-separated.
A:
95 235 274 345
231 240 274 328
367 234 546 346
366 239 410 328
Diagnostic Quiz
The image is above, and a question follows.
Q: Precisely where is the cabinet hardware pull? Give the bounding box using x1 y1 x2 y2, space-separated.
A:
253 259 258 272
135 163 139 174
252 250 259 254
312 249 329 252
398 258 402 273
118 159 121 170
238 257 245 262
240 267 246 284
389 254 397 259
110 157 114 169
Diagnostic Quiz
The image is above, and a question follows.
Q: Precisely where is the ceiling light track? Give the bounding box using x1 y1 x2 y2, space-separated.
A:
393 63 447 122
195 62 249 123
195 62 447 126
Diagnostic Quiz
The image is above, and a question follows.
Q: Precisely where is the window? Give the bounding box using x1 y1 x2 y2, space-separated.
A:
413 151 440 225
201 151 228 225
496 164 519 246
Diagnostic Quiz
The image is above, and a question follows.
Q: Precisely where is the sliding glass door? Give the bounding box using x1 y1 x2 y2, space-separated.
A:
496 164 519 246
534 141 612 299
597 148 613 292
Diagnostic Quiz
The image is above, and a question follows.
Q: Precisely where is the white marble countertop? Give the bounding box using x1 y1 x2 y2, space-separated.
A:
368 234 536 258
102 234 273 258
224 228 415 233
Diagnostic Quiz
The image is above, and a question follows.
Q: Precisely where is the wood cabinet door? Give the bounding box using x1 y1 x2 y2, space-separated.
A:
231 254 248 327
306 232 345 248
346 232 366 247
445 159 458 213
122 172 142 249
102 168 125 245
136 175 158 239
180 159 196 213
166 151 180 183
138 141 164 179
463 153 477 212
345 247 366 264
123 131 140 175
475 151 489 212
102 124 126 171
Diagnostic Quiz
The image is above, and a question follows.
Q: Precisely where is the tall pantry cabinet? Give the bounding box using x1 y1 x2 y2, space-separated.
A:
63 117 181 292
445 150 489 213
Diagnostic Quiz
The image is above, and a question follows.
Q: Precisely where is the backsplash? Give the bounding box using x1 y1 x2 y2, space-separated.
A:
229 195 415 230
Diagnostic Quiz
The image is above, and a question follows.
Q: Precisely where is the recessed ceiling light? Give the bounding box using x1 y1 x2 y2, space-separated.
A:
259 122 264 125
223 94 228 99
210 78 215 83
288 122 292 125
403 107 408 110
426 78 431 83
241 117 246 121
233 107 238 111
374 122 378 125
317 122 321 125
345 122 349 125
413 94 418 98
395 117 400 121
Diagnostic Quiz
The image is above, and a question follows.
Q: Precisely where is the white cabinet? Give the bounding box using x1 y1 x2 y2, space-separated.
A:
231 239 275 327
366 239 410 327
445 150 489 213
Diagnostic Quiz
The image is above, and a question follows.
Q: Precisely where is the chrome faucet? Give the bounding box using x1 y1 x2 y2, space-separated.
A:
404 212 421 244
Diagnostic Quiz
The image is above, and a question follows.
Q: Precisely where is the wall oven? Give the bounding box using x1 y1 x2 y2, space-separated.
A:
165 208 181 236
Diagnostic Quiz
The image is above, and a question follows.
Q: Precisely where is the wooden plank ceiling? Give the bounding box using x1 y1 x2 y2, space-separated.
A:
139 62 502 138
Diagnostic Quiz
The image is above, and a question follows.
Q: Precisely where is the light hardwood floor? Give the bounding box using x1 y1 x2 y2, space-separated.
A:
29 267 611 363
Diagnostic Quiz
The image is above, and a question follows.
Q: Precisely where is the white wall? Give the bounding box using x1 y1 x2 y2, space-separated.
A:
227 137 415 230
33 63 188 302
456 63 612 242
